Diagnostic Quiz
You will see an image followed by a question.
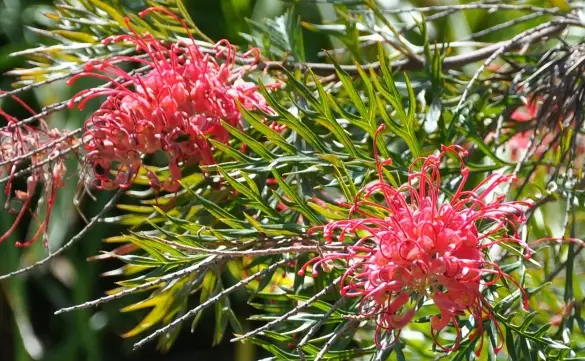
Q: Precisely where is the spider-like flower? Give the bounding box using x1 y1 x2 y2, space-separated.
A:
300 141 531 353
0 94 77 247
68 8 274 192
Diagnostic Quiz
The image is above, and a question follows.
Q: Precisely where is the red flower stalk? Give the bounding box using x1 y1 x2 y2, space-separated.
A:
300 132 531 353
0 94 76 247
68 7 275 192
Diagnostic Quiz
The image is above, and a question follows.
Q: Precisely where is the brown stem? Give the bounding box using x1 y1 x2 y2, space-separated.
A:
256 23 567 75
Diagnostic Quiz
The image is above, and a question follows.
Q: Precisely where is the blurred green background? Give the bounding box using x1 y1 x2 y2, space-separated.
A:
0 0 557 360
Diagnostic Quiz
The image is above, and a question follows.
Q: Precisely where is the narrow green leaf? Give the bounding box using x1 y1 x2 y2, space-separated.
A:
506 326 519 360
89 0 127 26
221 121 275 160
116 204 155 213
180 182 244 229
52 30 97 43
259 83 326 153
238 103 296 154
307 201 348 220
213 290 229 345
219 168 279 218
200 271 218 303
311 72 360 158
270 169 321 225
209 139 251 163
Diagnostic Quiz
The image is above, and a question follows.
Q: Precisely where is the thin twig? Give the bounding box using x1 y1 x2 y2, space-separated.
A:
400 9 457 35
545 247 584 283
231 276 342 343
377 4 566 15
398 0 504 35
0 63 152 133
0 48 139 101
463 11 547 41
151 237 346 257
0 129 81 168
54 254 222 314
314 320 359 361
456 20 572 112
373 332 397 361
133 257 294 350
0 143 83 185
0 188 123 280
297 296 346 361
258 21 568 76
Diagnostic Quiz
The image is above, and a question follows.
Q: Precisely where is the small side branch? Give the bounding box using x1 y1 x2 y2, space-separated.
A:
257 22 567 76
231 276 342 343
132 256 295 350
54 255 222 314
0 188 123 280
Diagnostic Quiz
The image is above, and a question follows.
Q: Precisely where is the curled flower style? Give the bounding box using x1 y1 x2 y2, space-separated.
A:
0 94 76 247
68 7 275 192
300 137 531 353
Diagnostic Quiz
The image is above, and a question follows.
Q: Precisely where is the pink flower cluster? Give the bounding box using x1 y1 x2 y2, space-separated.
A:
301 142 531 353
69 8 274 192
0 94 75 247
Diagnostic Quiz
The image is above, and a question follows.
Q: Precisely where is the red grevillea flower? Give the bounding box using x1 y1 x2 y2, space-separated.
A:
507 100 554 161
300 137 531 354
68 8 274 192
0 94 76 247
506 99 585 163
510 101 538 123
